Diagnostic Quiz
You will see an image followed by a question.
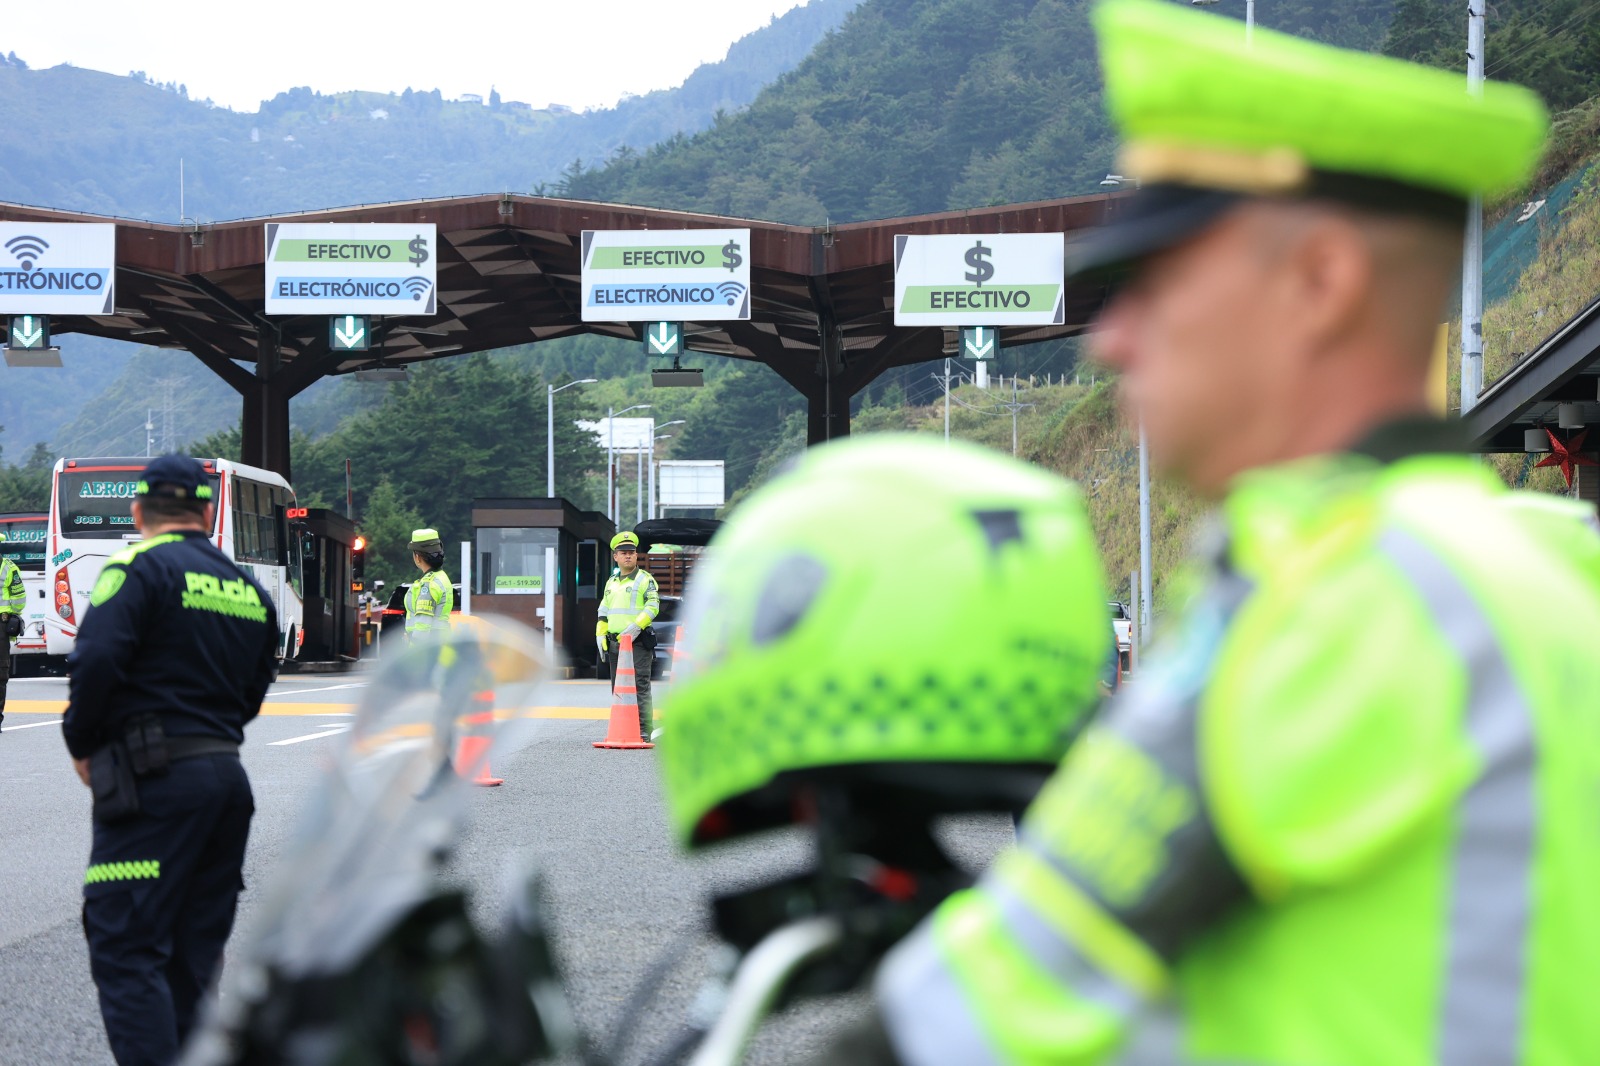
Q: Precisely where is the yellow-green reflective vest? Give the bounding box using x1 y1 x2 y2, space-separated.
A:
875 450 1600 1065
404 569 453 636
598 567 659 635
0 558 23 615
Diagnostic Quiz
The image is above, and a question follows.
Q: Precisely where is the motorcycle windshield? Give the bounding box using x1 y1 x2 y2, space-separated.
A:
239 618 549 978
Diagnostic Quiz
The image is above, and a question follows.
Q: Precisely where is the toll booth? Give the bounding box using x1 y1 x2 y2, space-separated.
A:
292 507 360 663
471 498 615 669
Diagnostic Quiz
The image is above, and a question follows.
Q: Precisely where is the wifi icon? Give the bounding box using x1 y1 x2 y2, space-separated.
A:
5 234 49 271
716 281 746 306
402 277 431 301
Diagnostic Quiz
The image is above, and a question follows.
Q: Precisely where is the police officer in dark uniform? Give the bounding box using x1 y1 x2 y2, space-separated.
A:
62 455 279 1066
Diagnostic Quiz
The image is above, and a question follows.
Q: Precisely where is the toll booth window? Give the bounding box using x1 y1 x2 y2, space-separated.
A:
577 540 599 600
476 527 558 595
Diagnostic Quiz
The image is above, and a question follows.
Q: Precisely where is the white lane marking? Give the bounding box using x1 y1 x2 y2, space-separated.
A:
3 718 63 730
268 724 352 746
271 682 368 695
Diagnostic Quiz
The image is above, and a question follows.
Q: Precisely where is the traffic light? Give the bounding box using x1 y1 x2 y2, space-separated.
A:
352 535 367 593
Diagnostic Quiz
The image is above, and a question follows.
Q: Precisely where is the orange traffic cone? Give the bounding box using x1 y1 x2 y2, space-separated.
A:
671 625 688 679
455 689 505 786
594 634 654 749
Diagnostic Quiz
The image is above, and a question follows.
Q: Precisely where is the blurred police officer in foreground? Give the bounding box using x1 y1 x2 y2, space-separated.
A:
597 530 659 739
404 527 453 639
821 2 1600 1063
0 545 24 732
62 455 279 1066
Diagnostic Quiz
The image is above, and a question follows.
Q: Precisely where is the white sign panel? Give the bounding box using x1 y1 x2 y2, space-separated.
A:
0 223 117 315
581 229 751 322
659 461 725 508
577 417 655 453
264 223 437 315
893 233 1064 327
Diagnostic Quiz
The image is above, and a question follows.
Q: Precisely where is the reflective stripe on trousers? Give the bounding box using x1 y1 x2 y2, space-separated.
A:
1379 527 1534 1066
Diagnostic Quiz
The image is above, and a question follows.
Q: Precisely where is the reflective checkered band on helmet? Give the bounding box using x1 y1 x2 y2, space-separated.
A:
85 861 161 885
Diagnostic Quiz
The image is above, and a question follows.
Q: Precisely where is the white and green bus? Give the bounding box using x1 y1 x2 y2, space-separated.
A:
46 457 306 662
0 511 49 659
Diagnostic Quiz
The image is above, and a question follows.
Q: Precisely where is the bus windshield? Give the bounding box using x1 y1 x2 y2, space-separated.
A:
0 515 46 571
56 467 220 539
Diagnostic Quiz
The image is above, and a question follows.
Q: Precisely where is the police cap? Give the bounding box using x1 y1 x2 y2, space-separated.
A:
610 531 640 552
137 455 214 501
408 528 444 554
1069 0 1549 286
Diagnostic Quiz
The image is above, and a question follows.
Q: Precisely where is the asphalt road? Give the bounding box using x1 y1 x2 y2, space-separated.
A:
0 671 1012 1065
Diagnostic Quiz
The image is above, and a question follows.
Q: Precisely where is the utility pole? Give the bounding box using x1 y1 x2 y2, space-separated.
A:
995 377 1035 458
944 358 952 444
1461 0 1486 413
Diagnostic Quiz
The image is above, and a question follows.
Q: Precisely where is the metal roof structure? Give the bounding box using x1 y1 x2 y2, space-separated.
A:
1465 294 1600 453
0 192 1121 477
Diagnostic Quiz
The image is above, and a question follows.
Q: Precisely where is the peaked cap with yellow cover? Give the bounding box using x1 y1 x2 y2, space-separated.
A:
1069 0 1550 281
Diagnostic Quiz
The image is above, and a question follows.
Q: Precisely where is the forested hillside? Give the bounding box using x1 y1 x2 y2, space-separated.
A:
566 0 1597 223
6 0 1600 605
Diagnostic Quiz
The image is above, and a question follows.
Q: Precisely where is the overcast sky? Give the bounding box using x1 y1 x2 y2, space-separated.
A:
3 1 813 113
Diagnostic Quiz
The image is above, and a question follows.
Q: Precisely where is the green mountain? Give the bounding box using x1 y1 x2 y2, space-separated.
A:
564 0 1403 222
565 0 1600 224
7 0 1600 582
0 0 859 460
0 0 859 220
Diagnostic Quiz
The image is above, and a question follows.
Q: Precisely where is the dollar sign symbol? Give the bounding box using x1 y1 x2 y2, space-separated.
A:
965 241 994 286
722 240 743 273
408 234 430 267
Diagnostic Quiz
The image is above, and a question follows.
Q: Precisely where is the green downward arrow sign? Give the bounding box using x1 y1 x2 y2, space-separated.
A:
962 326 996 360
646 321 681 355
10 315 46 349
330 315 369 351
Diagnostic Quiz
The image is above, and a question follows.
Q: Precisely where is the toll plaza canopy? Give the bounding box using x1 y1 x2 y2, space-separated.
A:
1466 293 1600 453
0 192 1120 478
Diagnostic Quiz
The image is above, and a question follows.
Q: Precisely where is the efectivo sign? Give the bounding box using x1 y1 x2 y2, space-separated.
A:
0 223 117 315
264 223 437 315
893 233 1064 328
581 229 752 322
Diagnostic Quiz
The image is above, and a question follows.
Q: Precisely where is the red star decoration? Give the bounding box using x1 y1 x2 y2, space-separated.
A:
1534 427 1599 488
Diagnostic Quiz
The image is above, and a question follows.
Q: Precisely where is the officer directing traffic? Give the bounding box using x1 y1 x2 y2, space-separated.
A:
62 455 279 1066
404 527 453 638
0 545 24 733
822 3 1600 1064
597 531 659 740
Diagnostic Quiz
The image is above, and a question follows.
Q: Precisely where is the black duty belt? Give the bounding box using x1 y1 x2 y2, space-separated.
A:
166 737 240 760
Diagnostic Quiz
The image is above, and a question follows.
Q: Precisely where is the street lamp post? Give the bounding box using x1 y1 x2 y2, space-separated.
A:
547 378 596 499
608 403 651 523
649 420 686 519
1101 172 1154 644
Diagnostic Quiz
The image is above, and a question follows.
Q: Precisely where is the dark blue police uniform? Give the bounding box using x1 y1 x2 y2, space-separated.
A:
62 456 278 1066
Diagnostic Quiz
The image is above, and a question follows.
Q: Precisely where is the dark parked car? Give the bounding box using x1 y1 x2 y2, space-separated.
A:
630 518 720 682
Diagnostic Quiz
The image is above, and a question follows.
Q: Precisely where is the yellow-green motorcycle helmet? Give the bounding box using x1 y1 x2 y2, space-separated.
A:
662 434 1110 847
